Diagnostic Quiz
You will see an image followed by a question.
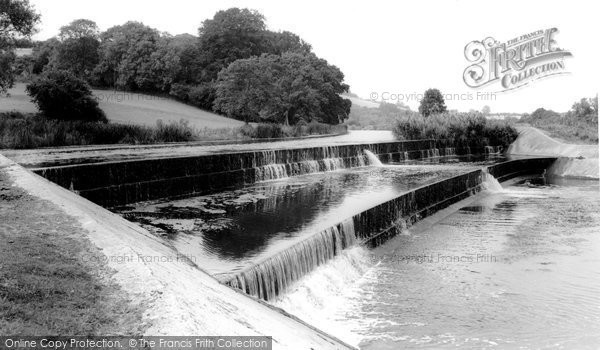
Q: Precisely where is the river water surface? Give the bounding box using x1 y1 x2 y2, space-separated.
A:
275 177 600 349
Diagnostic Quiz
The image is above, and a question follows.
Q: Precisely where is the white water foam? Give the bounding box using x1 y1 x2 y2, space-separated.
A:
272 246 375 346
364 150 383 166
481 170 503 193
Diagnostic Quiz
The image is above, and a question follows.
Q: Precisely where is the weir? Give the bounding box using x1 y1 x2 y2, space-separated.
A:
25 137 555 302
32 140 500 207
222 157 556 300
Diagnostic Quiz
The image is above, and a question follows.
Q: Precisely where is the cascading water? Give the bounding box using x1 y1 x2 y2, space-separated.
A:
272 246 374 346
444 147 456 156
253 147 386 182
364 150 383 166
482 169 503 192
225 218 357 301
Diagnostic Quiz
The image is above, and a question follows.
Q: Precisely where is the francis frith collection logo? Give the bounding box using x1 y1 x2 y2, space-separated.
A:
463 28 572 91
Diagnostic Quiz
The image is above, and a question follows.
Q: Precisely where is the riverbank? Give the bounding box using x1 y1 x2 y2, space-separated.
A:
0 154 353 348
508 127 599 179
0 112 347 149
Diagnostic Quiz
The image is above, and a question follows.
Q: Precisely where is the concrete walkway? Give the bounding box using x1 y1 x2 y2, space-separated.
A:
0 154 354 349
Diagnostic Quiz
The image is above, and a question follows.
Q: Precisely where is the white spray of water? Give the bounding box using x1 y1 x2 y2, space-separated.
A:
364 150 383 166
272 246 374 346
481 170 503 192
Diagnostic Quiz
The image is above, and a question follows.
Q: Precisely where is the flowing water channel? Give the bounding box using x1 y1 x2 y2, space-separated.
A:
107 143 600 349
274 177 600 349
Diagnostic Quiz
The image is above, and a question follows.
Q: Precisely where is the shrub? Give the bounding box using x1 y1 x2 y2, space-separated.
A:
188 83 216 110
169 83 192 102
393 112 518 149
306 121 332 135
0 113 199 148
26 70 107 122
254 123 284 139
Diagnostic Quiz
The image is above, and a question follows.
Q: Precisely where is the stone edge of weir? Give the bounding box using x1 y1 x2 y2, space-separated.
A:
221 157 557 301
32 140 501 208
0 153 357 350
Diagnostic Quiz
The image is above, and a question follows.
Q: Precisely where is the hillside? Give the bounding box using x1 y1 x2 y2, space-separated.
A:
0 84 244 129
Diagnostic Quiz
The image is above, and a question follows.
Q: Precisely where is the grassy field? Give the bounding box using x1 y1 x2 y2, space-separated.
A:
0 84 244 129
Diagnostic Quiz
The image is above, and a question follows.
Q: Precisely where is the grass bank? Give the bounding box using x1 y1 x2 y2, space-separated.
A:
518 108 598 144
0 171 145 334
0 112 346 149
393 112 518 149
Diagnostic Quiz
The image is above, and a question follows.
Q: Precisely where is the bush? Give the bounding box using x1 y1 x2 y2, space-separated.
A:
26 70 107 122
188 83 216 110
237 122 346 139
0 113 348 149
254 123 284 139
0 113 200 148
169 83 192 102
393 112 518 148
518 100 598 144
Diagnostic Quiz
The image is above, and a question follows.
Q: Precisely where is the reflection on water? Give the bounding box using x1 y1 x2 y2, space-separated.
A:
115 164 474 274
274 178 600 349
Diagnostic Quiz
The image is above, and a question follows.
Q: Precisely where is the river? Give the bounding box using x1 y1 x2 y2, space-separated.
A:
274 177 600 349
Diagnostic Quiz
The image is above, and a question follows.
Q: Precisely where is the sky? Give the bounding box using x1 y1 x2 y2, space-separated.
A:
29 0 598 113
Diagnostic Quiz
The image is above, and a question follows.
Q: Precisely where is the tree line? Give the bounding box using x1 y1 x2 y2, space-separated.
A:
8 5 351 125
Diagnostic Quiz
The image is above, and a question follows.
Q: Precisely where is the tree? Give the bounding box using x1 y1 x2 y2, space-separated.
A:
31 38 58 74
93 21 161 90
0 0 40 93
58 19 99 40
568 96 598 124
482 105 491 115
262 30 312 55
213 55 273 123
214 52 351 125
26 70 107 122
197 8 268 82
49 19 100 80
418 88 447 117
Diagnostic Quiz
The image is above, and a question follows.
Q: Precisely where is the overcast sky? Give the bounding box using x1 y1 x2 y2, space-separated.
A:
29 0 598 113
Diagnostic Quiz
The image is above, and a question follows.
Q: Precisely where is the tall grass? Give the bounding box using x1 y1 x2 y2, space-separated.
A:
0 112 219 149
393 112 518 148
0 112 348 149
240 121 347 139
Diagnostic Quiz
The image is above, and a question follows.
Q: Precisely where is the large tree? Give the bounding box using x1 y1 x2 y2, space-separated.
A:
0 0 40 93
214 52 350 125
418 88 447 117
49 19 100 80
212 55 273 123
93 21 162 90
197 8 268 82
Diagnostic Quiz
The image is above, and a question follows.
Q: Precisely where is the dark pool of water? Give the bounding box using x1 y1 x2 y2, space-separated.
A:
115 164 477 275
274 178 600 349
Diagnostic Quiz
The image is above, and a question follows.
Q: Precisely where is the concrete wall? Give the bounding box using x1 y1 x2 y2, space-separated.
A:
34 140 495 207
362 157 556 247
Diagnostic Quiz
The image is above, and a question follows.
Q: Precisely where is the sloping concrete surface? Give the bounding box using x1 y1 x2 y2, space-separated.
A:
508 127 599 179
0 154 354 349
